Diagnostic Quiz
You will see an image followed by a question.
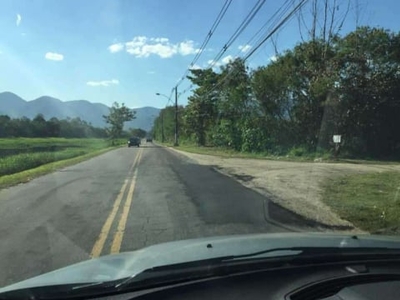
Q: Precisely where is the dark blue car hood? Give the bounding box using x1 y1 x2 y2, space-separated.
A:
1 232 400 293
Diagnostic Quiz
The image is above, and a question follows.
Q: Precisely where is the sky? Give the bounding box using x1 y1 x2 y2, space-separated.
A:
0 0 399 109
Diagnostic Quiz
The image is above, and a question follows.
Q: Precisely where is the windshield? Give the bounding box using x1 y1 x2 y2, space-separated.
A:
1 0 400 291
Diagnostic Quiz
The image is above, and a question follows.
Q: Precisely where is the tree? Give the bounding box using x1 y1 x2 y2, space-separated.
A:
32 113 48 137
216 58 253 150
152 25 400 159
184 68 219 145
251 56 297 151
103 102 136 143
0 115 11 137
335 27 400 156
130 128 147 138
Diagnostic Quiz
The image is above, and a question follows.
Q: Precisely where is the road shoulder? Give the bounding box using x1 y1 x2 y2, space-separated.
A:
162 146 400 233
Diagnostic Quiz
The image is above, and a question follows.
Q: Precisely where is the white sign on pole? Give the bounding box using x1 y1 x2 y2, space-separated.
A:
333 135 341 143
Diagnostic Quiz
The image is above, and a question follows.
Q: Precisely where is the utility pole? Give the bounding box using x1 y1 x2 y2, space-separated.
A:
174 86 179 146
161 110 165 142
155 92 167 143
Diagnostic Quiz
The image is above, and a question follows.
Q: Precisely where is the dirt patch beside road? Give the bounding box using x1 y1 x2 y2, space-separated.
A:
169 148 400 232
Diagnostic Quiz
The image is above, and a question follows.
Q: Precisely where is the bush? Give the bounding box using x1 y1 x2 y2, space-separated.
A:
288 146 308 157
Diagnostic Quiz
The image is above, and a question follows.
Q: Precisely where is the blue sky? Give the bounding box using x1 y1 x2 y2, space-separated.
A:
0 0 399 108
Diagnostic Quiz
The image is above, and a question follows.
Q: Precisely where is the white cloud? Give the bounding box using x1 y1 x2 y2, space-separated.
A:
118 36 200 58
86 79 119 87
269 55 278 62
207 55 235 69
221 55 234 64
147 71 156 74
16 14 21 26
45 52 64 61
108 43 124 53
238 44 251 53
207 59 220 67
150 37 169 43
178 40 200 56
189 64 201 70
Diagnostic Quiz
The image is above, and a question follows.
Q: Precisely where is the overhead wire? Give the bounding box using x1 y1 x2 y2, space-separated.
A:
206 0 267 71
198 0 309 100
232 0 293 58
178 0 268 97
179 0 292 98
175 0 233 88
245 0 308 60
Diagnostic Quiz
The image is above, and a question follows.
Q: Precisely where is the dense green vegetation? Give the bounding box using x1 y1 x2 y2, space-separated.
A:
152 26 400 160
322 172 400 234
0 114 108 138
0 103 143 141
0 102 144 184
0 138 119 177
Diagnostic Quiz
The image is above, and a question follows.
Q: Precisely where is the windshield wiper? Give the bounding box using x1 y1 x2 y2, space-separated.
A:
115 246 400 291
2 247 399 299
223 246 400 261
0 281 121 300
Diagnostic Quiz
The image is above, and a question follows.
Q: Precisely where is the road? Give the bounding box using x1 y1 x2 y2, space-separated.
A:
0 144 302 287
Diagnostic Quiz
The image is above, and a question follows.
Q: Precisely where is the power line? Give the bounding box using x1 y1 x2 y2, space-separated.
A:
175 0 233 87
245 0 308 60
178 0 269 98
184 0 294 99
232 0 293 58
206 0 267 70
198 0 309 100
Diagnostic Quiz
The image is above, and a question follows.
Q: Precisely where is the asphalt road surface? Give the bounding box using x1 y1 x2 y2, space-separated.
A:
0 143 305 287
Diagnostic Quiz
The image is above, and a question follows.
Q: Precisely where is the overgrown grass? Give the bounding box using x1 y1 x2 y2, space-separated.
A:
0 147 116 189
159 141 397 164
1 149 89 176
322 171 400 234
0 138 126 188
0 137 126 150
164 142 331 162
0 138 105 149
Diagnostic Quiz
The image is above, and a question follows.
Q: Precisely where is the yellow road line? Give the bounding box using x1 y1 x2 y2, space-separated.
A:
110 149 142 254
90 179 128 258
90 149 142 258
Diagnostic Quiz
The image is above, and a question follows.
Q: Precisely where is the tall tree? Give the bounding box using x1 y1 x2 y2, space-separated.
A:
184 68 219 146
335 27 400 156
103 102 136 143
216 58 254 150
130 128 147 138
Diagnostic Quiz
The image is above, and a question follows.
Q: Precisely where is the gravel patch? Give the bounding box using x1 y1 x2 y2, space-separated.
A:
169 148 400 231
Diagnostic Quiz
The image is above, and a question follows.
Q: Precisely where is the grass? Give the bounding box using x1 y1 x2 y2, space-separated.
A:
164 143 331 162
322 171 400 234
159 141 399 165
0 147 116 189
0 138 126 189
0 137 107 149
1 149 89 176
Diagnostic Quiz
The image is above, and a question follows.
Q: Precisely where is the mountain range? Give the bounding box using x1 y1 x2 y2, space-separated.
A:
0 92 160 131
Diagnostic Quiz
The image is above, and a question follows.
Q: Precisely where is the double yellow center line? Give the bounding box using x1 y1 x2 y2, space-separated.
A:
90 148 143 258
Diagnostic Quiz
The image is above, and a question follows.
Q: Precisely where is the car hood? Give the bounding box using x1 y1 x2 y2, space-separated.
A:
1 232 400 292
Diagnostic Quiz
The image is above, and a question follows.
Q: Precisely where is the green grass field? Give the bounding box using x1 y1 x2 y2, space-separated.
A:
322 171 400 234
0 138 125 188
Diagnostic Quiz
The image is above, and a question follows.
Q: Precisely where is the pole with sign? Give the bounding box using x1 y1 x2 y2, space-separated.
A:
333 135 341 159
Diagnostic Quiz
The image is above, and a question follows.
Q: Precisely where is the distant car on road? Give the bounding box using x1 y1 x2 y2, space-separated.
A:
146 137 153 142
128 137 141 147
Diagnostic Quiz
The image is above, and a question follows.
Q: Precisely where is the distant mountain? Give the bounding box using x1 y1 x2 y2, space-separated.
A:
0 92 160 131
